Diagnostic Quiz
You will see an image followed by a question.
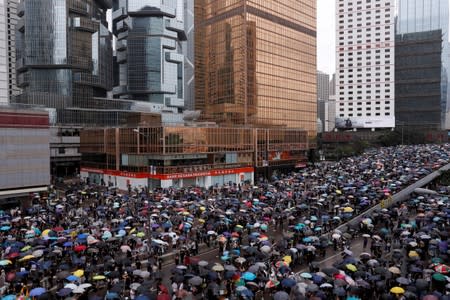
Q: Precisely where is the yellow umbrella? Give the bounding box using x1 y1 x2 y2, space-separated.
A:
343 207 354 213
199 207 206 211
182 211 190 216
336 190 342 195
282 255 292 264
198 218 205 223
346 264 357 272
129 228 136 234
92 275 106 280
390 287 405 294
136 232 145 238
21 245 32 252
408 250 419 258
19 255 35 262
41 229 51 237
73 270 84 277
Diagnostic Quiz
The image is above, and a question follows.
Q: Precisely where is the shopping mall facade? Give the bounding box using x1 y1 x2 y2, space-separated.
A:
80 126 309 189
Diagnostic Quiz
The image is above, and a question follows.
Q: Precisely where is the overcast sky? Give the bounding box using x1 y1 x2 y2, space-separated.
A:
317 0 336 76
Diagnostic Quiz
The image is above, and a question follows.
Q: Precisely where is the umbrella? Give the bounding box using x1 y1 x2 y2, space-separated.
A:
346 264 357 272
212 264 224 272
390 287 405 294
198 260 208 267
281 278 296 288
189 276 203 286
333 287 346 296
300 272 312 279
242 272 256 281
434 264 449 274
432 273 446 282
396 277 411 285
274 291 290 300
57 288 72 297
0 260 12 266
388 266 401 275
30 287 46 297
320 283 333 288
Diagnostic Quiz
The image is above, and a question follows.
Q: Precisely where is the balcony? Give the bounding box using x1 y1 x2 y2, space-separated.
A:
16 18 24 32
116 20 128 33
17 72 30 87
17 1 24 17
116 51 127 63
16 57 26 71
116 39 127 51
68 0 88 15
73 17 99 33
112 7 127 21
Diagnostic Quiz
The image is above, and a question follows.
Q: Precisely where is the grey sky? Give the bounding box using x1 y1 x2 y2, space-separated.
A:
317 0 336 76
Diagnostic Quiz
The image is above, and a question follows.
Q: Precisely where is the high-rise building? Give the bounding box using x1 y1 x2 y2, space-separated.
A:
112 0 186 112
335 0 395 130
183 0 195 111
195 0 317 136
15 0 113 109
0 0 20 104
397 0 449 129
317 71 329 132
395 30 442 130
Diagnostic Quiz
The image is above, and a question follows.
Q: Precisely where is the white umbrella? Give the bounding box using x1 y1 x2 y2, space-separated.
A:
64 283 78 290
72 287 85 294
260 245 271 253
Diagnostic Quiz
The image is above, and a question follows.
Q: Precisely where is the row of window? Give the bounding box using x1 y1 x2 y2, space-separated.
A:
339 101 391 105
340 25 391 35
339 112 391 117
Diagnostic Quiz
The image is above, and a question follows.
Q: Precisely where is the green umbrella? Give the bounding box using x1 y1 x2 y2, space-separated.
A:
432 272 446 282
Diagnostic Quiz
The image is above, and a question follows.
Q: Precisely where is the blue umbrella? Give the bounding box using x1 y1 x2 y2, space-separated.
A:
281 278 296 288
30 287 46 297
66 275 79 281
2 295 16 300
77 233 88 240
57 288 72 297
240 288 254 298
303 237 312 243
0 226 10 231
105 292 120 299
242 272 256 281
63 241 73 247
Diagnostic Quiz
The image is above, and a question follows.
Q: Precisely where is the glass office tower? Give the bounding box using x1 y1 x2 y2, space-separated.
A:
15 0 113 109
195 0 317 135
397 0 450 128
112 0 186 111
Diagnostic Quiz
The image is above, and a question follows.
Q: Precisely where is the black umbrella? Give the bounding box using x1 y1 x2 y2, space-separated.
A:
396 277 411 285
322 267 339 276
415 278 429 290
333 287 346 296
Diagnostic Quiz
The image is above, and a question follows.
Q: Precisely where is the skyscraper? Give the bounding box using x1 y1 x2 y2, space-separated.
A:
0 0 20 104
397 0 449 128
15 0 113 109
195 0 317 135
335 0 395 130
112 0 186 112
183 0 195 111
317 71 330 132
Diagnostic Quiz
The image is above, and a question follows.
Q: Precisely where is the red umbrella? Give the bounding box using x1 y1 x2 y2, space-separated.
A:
74 245 87 252
53 226 64 232
157 294 170 300
434 264 449 274
158 284 168 294
7 252 19 259
6 272 15 282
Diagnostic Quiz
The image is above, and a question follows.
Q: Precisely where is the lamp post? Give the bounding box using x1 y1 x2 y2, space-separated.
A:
133 128 140 154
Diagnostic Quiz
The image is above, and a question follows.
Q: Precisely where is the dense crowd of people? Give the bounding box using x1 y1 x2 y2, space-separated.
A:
0 144 448 300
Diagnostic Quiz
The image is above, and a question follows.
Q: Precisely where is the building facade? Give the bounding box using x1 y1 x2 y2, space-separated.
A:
397 0 450 129
317 71 329 132
335 0 395 130
112 0 186 113
15 0 113 109
0 0 20 104
395 30 442 130
80 126 309 189
195 0 317 135
183 0 195 110
0 106 50 205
